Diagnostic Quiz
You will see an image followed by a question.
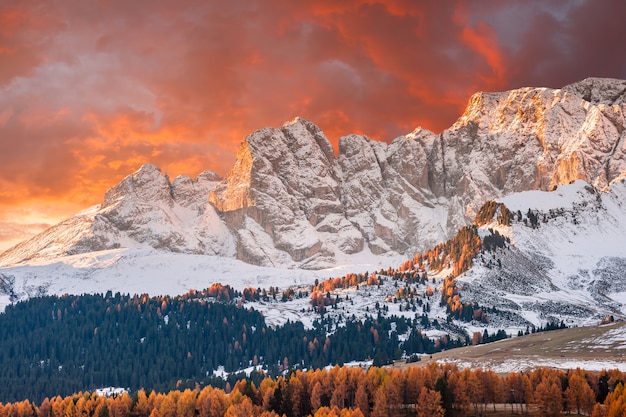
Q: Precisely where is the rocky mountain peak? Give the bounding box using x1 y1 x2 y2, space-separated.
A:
102 163 172 209
562 77 626 104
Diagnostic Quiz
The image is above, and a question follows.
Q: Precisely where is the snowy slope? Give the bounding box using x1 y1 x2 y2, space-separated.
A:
0 246 405 312
244 180 626 336
458 179 626 326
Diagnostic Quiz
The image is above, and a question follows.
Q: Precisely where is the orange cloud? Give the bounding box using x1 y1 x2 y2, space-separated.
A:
0 0 625 249
460 22 506 86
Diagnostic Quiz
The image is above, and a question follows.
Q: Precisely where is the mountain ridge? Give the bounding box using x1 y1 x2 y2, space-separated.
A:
1 77 626 271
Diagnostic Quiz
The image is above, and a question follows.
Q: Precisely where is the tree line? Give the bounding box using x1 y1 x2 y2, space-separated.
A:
0 364 623 417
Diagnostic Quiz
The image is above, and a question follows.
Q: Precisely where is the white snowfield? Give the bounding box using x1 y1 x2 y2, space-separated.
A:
0 244 404 312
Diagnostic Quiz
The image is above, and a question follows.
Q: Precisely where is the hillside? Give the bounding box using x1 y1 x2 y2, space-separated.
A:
401 321 626 373
0 175 624 402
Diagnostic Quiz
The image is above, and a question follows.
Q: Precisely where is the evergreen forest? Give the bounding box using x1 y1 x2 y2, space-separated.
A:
0 289 470 403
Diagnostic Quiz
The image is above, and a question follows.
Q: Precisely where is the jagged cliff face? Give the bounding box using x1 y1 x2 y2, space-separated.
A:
208 78 626 267
452 77 626 195
208 119 353 267
2 78 626 269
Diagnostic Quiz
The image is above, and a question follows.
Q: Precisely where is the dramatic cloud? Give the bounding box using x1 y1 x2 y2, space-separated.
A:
0 0 625 249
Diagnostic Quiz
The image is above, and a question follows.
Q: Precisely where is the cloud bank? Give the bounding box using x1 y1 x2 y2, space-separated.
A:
0 0 625 249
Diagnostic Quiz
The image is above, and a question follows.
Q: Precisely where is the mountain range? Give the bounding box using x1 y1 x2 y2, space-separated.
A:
0 77 625 328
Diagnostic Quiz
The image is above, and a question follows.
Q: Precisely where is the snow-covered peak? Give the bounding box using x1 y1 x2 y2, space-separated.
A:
171 170 222 209
0 164 234 266
102 163 172 208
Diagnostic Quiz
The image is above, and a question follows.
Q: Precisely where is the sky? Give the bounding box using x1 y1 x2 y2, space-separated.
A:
1 0 626 251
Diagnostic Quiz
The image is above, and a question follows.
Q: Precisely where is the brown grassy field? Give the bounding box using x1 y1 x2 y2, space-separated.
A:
394 321 626 373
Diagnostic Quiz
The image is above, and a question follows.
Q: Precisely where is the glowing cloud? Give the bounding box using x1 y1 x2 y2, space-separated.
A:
0 0 624 249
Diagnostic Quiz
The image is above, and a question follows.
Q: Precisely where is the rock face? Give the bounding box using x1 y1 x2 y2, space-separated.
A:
208 119 359 267
209 78 626 267
2 78 626 269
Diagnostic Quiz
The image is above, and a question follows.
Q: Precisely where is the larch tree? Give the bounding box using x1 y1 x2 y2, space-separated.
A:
565 371 596 415
417 387 444 417
354 381 370 417
135 390 151 417
197 387 229 417
311 381 324 414
38 398 52 417
447 371 470 417
257 379 277 412
330 367 348 409
224 396 255 417
535 373 563 417
157 395 176 417
289 375 306 417
370 387 388 417
175 389 196 417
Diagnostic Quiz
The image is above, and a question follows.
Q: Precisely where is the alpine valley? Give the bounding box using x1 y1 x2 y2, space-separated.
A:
0 77 626 377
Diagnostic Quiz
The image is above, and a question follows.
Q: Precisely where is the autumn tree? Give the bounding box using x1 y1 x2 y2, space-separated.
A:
370 388 388 417
39 398 53 417
311 381 324 414
479 369 503 411
565 370 596 415
354 381 369 417
417 387 444 417
535 372 563 417
224 396 256 417
135 390 151 417
257 379 277 412
157 394 176 417
330 367 349 410
197 387 229 417
447 371 470 417
596 382 625 417
176 389 196 417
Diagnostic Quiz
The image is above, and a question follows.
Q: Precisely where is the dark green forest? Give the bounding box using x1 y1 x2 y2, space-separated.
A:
0 288 472 403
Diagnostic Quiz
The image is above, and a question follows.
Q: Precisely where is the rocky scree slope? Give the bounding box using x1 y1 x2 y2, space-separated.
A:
1 77 626 269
